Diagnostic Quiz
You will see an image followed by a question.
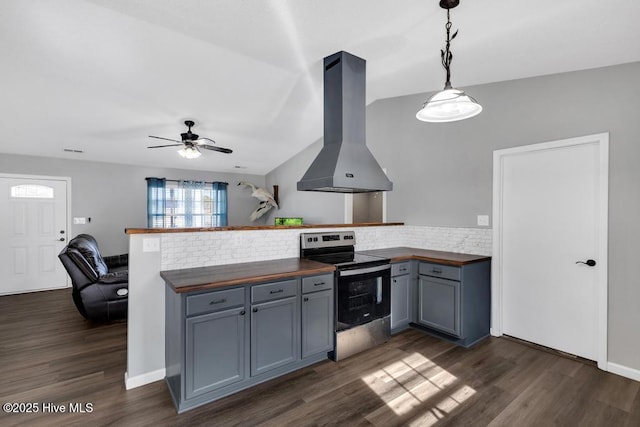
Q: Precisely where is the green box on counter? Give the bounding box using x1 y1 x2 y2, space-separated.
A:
274 217 304 226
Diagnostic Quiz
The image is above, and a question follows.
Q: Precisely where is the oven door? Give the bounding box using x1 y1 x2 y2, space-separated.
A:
336 264 391 332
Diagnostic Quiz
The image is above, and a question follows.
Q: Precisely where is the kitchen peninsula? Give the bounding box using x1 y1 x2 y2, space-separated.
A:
124 223 492 396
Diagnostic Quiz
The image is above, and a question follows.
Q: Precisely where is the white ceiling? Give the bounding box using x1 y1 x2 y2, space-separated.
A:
1 0 639 174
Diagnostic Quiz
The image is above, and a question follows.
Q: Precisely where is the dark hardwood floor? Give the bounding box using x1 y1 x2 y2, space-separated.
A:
1 288 639 426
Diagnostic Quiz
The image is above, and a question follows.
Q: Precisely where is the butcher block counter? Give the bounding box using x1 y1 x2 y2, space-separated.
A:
161 257 335 293
161 248 490 294
359 247 491 266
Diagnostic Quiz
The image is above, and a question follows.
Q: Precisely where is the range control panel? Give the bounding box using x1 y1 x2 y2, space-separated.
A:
300 231 356 250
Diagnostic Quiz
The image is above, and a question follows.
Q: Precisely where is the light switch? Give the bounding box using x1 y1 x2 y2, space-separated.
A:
477 215 490 226
73 217 86 225
142 238 160 252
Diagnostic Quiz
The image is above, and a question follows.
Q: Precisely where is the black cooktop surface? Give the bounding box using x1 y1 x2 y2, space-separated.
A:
305 252 389 269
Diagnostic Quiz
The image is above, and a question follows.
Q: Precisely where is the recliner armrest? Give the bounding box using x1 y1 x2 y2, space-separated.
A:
104 254 128 270
98 270 128 284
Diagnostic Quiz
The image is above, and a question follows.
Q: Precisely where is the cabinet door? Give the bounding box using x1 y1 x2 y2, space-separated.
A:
185 306 246 399
391 274 410 331
251 296 299 376
301 290 334 358
418 276 461 337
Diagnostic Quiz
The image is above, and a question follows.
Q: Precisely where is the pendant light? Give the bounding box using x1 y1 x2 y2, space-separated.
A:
416 0 482 123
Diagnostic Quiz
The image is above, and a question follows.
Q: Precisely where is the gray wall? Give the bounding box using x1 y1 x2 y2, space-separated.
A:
266 62 640 371
264 140 346 225
353 192 383 223
0 154 265 254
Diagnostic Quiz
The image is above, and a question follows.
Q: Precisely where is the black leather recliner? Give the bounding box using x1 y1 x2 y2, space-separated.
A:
58 234 128 322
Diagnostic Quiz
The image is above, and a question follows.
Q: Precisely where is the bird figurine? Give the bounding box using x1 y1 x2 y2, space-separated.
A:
238 182 279 221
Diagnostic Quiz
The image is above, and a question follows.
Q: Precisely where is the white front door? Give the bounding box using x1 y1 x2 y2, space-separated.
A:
492 133 608 366
0 175 70 295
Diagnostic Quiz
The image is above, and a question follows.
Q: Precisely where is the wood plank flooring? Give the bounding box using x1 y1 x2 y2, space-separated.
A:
1 288 639 426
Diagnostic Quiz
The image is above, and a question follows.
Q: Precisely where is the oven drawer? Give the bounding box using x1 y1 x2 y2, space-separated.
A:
251 279 298 303
419 262 461 281
302 273 334 294
391 262 411 276
186 287 245 317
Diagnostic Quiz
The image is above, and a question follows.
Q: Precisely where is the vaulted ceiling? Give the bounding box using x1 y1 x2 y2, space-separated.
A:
1 0 639 174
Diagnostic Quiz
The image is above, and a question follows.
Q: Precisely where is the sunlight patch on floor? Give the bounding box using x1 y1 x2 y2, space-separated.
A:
362 352 476 425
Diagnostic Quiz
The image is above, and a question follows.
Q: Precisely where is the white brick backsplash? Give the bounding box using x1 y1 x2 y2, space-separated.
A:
160 226 492 270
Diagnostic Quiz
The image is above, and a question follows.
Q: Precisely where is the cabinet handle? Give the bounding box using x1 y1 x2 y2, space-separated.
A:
209 298 227 305
252 307 258 313
269 289 284 294
393 279 397 283
432 268 443 274
304 297 309 302
239 310 246 316
314 282 325 286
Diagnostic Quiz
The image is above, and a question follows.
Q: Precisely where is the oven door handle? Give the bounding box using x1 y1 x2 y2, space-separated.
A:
338 264 390 277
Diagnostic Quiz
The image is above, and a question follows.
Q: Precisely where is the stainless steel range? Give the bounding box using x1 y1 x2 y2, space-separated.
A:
300 231 391 361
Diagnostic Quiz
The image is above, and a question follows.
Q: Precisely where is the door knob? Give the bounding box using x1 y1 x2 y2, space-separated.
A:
576 259 596 267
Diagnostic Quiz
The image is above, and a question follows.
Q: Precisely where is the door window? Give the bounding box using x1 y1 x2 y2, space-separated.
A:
10 185 54 199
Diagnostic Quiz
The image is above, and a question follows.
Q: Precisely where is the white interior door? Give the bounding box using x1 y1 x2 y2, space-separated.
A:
493 133 608 366
0 175 70 295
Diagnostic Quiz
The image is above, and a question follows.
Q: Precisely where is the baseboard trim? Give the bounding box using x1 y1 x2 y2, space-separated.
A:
607 362 640 382
124 368 166 390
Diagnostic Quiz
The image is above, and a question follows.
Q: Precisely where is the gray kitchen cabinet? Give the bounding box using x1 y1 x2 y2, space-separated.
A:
251 296 299 376
185 306 246 399
165 275 333 413
301 273 334 358
415 259 491 348
418 275 461 337
391 261 412 333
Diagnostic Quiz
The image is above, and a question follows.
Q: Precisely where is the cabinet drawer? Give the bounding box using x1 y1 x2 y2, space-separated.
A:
391 262 411 277
419 262 460 281
302 273 334 294
251 279 298 303
186 287 245 317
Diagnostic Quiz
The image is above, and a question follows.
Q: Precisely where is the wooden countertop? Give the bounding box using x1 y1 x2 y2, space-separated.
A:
126 222 404 235
359 247 491 266
162 247 490 294
161 258 336 293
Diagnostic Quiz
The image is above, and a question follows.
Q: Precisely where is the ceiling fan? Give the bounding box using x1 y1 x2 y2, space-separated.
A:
148 120 232 159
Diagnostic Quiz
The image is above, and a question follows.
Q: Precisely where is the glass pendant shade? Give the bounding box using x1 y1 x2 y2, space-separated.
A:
416 84 482 123
177 146 201 159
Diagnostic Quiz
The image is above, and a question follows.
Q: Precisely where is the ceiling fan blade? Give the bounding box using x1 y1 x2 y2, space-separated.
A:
149 135 182 143
196 137 217 145
147 143 184 148
200 144 233 154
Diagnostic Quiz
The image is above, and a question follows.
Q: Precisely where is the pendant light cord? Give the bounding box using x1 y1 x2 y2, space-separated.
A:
441 9 457 88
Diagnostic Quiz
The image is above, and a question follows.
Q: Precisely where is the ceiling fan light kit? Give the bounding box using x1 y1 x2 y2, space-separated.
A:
148 120 232 159
416 0 482 123
177 146 201 159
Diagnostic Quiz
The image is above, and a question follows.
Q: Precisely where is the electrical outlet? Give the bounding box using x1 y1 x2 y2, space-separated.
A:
477 215 490 226
142 238 160 252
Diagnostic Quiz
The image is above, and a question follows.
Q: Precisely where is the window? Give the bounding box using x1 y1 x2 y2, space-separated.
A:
146 178 228 228
11 184 54 199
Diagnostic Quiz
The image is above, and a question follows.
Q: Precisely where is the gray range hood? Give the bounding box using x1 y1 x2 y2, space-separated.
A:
297 51 393 193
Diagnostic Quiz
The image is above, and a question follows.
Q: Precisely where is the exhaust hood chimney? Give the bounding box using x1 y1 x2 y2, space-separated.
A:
297 51 393 193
